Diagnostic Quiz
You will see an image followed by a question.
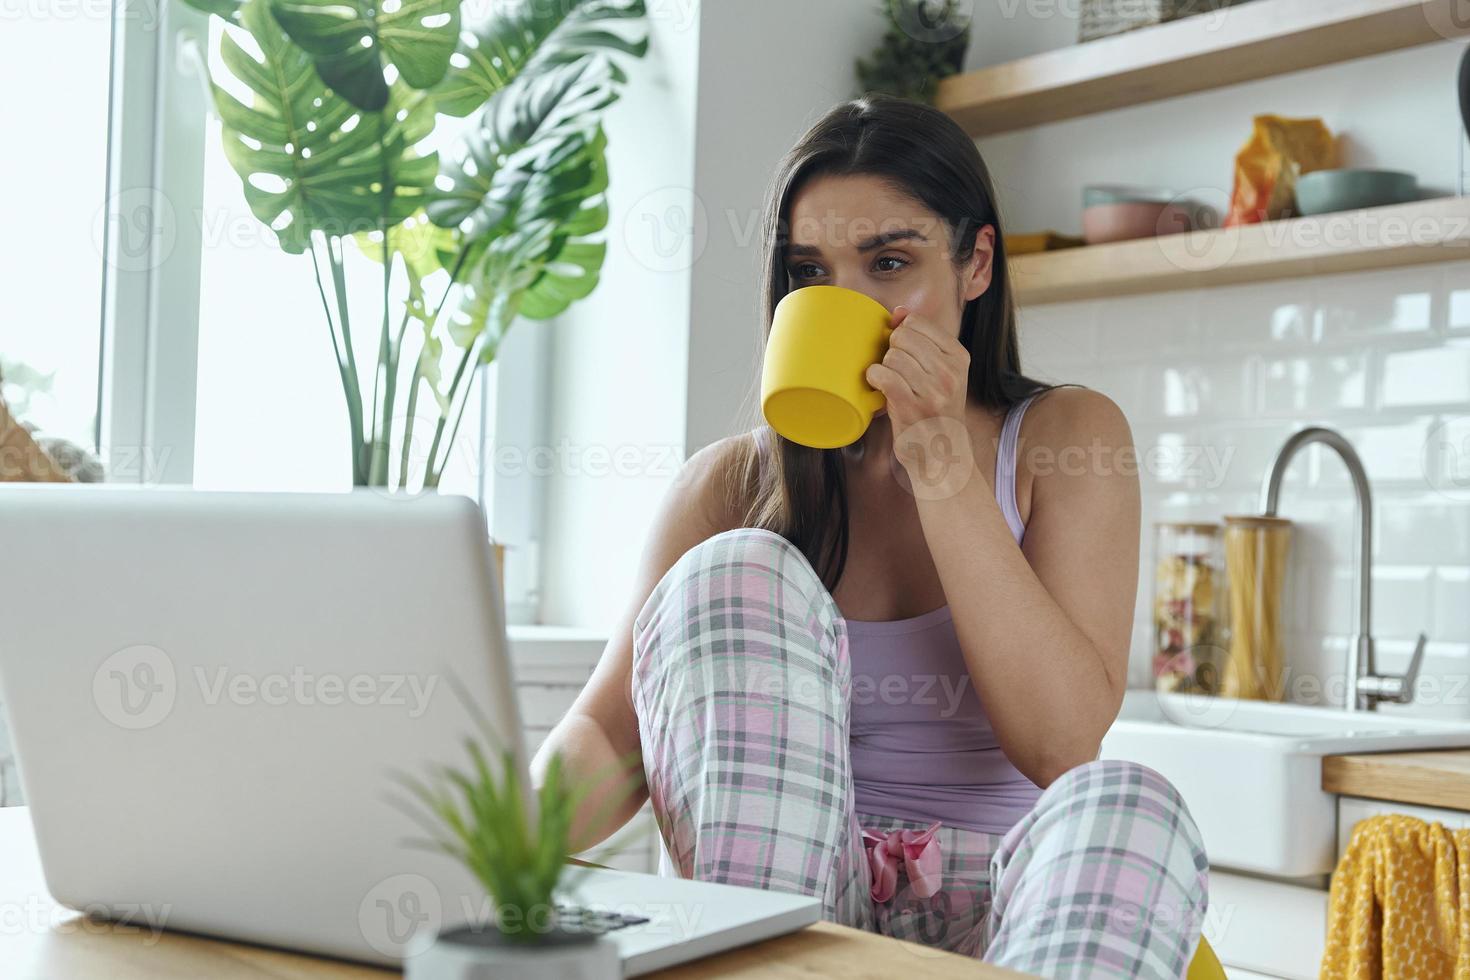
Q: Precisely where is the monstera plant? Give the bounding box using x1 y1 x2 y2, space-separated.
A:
178 0 648 488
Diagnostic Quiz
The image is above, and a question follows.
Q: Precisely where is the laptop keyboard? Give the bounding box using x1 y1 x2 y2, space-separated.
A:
554 902 651 935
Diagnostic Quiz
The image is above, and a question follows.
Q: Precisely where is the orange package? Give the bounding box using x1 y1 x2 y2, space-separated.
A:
1224 114 1337 227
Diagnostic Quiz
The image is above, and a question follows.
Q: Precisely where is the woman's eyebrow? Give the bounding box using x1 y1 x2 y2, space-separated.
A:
785 228 928 258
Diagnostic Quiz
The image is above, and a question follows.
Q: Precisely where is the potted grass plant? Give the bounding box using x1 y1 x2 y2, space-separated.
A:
395 704 644 979
177 0 648 491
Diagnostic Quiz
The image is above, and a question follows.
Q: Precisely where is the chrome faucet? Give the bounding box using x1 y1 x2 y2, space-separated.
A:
1260 426 1428 712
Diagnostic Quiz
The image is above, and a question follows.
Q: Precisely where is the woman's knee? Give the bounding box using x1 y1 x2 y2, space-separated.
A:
633 527 837 651
631 527 846 695
1041 759 1209 872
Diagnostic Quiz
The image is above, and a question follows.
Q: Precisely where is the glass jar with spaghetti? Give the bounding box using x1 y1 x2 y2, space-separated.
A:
1151 522 1229 695
1221 515 1293 702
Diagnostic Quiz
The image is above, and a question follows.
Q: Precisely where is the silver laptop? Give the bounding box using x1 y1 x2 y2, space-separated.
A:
0 487 819 973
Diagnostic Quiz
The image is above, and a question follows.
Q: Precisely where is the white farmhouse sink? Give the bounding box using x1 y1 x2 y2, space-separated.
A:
1099 689 1470 877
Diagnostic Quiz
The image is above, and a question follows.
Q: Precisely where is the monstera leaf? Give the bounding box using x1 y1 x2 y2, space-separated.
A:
212 0 439 253
269 0 461 111
517 127 609 320
439 129 607 354
433 0 647 118
448 219 553 353
427 55 619 241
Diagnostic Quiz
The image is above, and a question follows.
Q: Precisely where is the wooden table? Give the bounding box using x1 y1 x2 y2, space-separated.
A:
1323 748 1470 812
0 808 1020 979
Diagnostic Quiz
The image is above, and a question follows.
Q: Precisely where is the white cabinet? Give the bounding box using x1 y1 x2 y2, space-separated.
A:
1337 795 1470 854
1204 869 1327 980
509 627 661 875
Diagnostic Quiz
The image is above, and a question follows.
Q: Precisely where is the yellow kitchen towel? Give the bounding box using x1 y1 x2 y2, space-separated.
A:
1321 813 1470 979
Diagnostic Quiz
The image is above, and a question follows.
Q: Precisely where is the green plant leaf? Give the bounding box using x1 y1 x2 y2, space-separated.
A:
211 0 440 253
417 334 450 414
436 122 609 355
433 0 648 118
517 127 609 320
269 0 462 111
445 218 554 356
427 56 618 238
353 211 450 281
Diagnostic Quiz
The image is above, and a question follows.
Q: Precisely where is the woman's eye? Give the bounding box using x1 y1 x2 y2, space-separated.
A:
788 257 906 281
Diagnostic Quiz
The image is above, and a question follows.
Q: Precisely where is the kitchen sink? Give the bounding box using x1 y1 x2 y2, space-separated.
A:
1099 689 1470 876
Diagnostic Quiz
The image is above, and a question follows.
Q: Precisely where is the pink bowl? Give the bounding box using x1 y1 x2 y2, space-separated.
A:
1082 201 1194 245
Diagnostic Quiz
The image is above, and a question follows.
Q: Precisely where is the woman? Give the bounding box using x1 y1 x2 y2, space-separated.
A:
532 94 1208 978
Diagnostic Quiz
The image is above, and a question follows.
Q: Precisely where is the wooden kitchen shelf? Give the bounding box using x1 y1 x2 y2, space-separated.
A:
1010 195 1470 305
936 0 1468 138
1324 750 1470 812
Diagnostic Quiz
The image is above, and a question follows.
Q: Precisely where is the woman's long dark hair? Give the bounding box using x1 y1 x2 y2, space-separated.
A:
731 93 1050 594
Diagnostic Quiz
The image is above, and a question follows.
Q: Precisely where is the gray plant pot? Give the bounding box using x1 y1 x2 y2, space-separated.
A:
404 923 619 980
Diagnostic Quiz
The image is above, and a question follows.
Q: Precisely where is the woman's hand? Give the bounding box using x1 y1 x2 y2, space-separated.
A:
864 305 973 496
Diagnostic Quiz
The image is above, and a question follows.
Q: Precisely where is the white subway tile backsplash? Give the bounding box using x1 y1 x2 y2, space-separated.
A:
1146 488 1254 526
1447 258 1470 338
1259 353 1368 416
1374 640 1470 720
1380 341 1470 408
1377 496 1470 566
1378 654 1470 721
1134 358 1255 420
1020 263 1470 717
1070 363 1149 421
1095 292 1199 360
1434 568 1470 642
1428 415 1470 497
1304 564 1352 637
1373 567 1435 639
1315 266 1438 342
1017 300 1098 368
1334 417 1437 487
1188 422 1310 493
1197 280 1313 351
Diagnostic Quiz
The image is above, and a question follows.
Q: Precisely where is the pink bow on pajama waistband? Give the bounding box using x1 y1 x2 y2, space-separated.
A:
860 820 943 902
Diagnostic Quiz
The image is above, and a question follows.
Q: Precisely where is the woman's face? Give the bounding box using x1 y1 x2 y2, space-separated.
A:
782 173 994 340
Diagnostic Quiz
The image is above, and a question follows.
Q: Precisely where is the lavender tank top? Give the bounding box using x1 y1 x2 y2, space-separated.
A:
756 396 1044 835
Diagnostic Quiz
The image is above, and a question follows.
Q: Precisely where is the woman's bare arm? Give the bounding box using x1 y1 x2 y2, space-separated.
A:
530 434 752 854
913 387 1139 787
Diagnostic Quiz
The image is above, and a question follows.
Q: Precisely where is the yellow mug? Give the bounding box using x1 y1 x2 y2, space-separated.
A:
760 285 894 449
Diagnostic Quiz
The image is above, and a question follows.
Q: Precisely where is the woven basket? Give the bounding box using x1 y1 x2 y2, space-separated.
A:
0 395 73 483
1079 0 1247 42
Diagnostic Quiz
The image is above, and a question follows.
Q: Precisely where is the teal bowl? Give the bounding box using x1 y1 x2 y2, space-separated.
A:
1293 169 1418 216
1082 184 1177 208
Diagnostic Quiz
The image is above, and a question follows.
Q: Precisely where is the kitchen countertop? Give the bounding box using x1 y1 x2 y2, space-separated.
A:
1322 749 1470 812
0 807 1019 979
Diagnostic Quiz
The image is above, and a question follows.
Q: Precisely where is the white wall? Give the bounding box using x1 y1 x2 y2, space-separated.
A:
538 0 888 626
968 8 1470 714
537 4 701 627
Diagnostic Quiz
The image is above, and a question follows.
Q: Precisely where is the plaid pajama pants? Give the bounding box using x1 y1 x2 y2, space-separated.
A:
631 527 1209 978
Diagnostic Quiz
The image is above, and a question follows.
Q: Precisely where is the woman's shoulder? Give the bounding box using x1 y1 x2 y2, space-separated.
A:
1014 386 1136 507
670 429 764 532
1019 385 1132 453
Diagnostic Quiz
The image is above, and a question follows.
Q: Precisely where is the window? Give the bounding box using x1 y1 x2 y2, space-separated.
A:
190 17 485 499
0 12 112 451
5 1 542 620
